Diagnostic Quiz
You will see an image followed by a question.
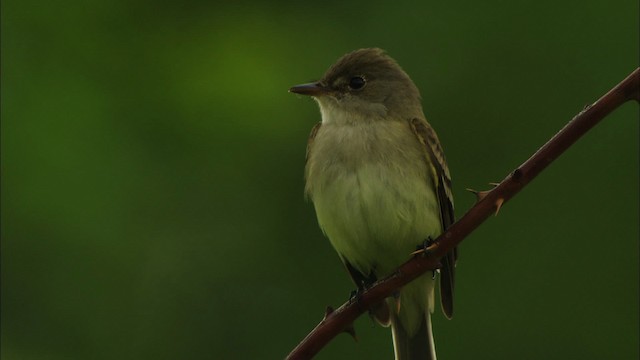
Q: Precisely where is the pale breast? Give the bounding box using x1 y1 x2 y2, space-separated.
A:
305 119 443 276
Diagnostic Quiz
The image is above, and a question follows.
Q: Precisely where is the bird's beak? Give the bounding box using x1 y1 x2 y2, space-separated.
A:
289 82 331 96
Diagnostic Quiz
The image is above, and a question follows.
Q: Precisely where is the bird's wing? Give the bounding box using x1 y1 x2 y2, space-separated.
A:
410 118 457 320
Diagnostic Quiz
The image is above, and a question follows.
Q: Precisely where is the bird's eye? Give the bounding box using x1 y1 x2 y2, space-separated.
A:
348 76 366 90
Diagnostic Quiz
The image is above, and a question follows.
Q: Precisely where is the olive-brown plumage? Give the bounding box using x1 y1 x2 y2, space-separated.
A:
291 48 456 360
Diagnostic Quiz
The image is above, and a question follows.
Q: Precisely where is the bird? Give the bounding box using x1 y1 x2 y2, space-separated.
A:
290 48 456 360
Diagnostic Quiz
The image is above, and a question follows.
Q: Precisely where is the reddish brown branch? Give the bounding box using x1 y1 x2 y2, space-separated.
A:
286 68 640 360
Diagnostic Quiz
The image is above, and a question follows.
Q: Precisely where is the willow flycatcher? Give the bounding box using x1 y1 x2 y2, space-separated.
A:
290 48 456 360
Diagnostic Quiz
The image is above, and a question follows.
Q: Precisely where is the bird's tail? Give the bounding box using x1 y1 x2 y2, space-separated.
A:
391 311 436 360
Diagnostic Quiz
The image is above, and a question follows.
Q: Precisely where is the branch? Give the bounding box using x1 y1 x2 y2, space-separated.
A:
287 68 640 360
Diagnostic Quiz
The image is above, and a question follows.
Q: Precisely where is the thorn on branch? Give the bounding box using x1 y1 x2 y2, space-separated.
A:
466 184 504 215
466 187 492 202
343 323 357 342
494 198 505 216
325 307 358 341
323 306 334 320
467 181 501 202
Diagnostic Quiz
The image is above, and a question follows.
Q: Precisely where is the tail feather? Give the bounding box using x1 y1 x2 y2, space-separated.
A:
391 312 435 360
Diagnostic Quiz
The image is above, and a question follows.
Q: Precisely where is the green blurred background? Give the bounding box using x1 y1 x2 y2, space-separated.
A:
2 0 638 359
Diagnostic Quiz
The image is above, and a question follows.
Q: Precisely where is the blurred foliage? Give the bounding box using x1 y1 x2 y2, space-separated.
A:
2 0 638 359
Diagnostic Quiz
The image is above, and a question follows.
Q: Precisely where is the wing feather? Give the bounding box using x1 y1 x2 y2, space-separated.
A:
410 118 457 319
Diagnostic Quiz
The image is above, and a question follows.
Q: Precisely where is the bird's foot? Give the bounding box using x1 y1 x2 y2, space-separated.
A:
411 236 438 256
411 237 439 278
